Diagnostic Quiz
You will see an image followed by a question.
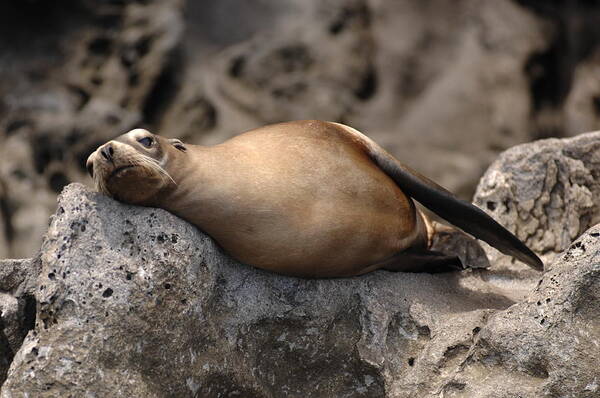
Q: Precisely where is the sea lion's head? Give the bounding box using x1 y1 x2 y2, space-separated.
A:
86 129 187 205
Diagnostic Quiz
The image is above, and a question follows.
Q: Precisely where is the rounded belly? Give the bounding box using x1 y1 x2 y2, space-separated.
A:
189 128 424 277
209 176 420 277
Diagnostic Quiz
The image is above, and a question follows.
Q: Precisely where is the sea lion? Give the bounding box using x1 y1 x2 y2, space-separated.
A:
85 120 543 277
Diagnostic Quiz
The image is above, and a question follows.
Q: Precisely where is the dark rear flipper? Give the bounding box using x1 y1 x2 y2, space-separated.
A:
370 151 543 271
429 222 490 270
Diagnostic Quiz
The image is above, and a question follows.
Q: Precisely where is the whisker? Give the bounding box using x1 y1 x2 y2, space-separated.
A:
93 153 177 197
135 154 177 186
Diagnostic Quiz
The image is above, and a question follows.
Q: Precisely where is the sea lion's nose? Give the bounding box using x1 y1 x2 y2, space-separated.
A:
100 143 115 162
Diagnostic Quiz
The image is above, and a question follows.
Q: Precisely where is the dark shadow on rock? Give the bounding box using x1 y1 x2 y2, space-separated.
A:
0 316 14 386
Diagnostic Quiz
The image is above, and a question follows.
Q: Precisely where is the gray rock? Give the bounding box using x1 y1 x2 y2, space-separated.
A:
0 258 38 385
441 226 600 398
1 132 599 397
475 131 600 267
0 183 515 397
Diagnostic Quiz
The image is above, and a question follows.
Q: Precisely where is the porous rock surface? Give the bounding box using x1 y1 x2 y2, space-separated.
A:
475 131 600 271
1 134 599 397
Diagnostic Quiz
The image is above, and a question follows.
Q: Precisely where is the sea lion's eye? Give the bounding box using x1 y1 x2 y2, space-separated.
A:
138 137 153 147
169 138 187 152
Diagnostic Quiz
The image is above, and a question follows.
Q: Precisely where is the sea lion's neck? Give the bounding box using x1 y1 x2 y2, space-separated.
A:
157 145 231 227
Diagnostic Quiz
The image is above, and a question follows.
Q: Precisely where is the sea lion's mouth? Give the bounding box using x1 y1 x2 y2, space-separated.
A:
108 165 135 180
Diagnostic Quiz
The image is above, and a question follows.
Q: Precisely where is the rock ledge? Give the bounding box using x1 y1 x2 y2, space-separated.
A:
1 133 600 397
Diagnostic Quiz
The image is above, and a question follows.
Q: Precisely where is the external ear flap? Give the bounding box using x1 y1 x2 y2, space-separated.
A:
169 138 187 152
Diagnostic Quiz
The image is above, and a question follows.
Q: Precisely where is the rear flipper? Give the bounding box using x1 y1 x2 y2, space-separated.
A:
429 221 490 270
377 249 464 274
369 149 544 271
375 223 491 273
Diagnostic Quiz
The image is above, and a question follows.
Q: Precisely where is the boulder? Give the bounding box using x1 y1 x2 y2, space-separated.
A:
0 183 511 397
475 131 600 267
1 132 599 397
0 258 38 384
442 229 600 397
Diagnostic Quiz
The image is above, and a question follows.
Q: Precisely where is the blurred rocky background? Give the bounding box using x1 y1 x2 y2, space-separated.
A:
1 0 600 258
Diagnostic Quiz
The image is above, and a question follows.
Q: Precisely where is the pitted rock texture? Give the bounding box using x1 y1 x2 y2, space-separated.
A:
1 133 600 397
443 227 600 398
475 131 600 273
5 0 600 259
0 184 516 397
0 258 38 385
